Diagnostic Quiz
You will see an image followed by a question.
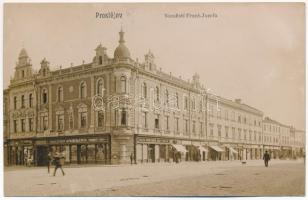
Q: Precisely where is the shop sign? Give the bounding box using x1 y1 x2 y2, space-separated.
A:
182 140 191 145
22 140 33 145
137 137 170 144
36 140 47 145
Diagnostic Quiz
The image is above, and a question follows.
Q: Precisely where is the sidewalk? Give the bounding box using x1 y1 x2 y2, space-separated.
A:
4 159 304 196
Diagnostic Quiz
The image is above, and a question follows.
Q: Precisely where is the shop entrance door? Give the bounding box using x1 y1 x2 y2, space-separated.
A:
148 144 155 163
37 146 48 166
77 144 87 164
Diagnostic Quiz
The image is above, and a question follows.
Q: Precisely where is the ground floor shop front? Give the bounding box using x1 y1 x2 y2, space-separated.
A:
6 134 111 166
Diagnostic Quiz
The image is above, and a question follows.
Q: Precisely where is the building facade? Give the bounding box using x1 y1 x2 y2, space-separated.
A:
4 30 305 166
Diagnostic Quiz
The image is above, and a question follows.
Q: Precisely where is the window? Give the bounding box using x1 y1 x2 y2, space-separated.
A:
80 112 87 128
57 86 63 102
99 56 103 65
249 131 252 141
155 115 159 129
232 127 236 139
21 95 25 108
69 113 74 129
120 76 126 93
80 82 86 99
200 122 203 136
184 96 188 110
142 112 147 128
192 121 196 134
165 116 169 131
142 82 147 98
217 109 221 118
210 124 214 136
244 130 247 140
209 105 214 116
57 114 64 131
98 111 104 127
217 125 221 137
191 97 195 110
28 118 33 132
14 96 17 110
13 120 17 133
184 119 189 134
121 109 127 126
97 79 104 96
175 118 179 132
114 77 117 92
199 100 202 112
21 70 25 78
42 89 48 104
244 117 246 124
175 93 179 108
21 119 25 132
238 128 242 139
29 94 33 108
42 116 48 131
225 110 228 120
225 126 229 138
165 89 169 105
238 115 241 123
155 86 160 102
254 120 256 126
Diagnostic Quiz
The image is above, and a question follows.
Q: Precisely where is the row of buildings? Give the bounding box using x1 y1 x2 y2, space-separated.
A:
3 29 305 166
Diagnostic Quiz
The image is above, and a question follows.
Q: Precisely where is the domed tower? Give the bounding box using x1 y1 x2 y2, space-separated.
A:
114 28 131 60
13 48 33 80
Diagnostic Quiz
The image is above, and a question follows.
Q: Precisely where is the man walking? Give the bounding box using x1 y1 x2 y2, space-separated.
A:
47 151 52 173
53 152 65 176
263 150 271 167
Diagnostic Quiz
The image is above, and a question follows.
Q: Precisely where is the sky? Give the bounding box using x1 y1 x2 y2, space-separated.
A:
3 3 305 130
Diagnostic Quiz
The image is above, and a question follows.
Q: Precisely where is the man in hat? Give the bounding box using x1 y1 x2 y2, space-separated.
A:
53 152 65 176
263 150 271 167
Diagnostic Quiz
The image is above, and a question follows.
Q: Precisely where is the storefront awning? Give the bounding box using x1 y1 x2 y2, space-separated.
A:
172 144 187 153
229 147 238 154
197 145 208 152
209 145 225 152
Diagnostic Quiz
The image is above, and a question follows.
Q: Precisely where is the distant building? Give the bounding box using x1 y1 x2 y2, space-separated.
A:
3 29 305 166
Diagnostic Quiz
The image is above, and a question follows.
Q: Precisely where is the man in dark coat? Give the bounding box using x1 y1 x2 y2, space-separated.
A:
263 150 271 167
53 152 65 176
47 152 52 173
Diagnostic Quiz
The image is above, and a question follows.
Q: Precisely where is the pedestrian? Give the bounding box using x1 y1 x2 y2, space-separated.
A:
263 150 271 167
130 153 133 165
47 152 52 173
53 152 65 176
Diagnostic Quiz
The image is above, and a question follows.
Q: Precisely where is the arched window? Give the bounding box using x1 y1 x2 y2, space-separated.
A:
42 88 48 104
165 89 169 105
80 82 87 99
142 82 147 98
120 76 126 93
57 86 63 102
99 56 103 65
121 108 127 126
155 86 159 102
97 79 104 96
29 93 33 108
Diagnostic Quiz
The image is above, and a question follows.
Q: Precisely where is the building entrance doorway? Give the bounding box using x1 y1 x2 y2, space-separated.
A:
37 146 48 166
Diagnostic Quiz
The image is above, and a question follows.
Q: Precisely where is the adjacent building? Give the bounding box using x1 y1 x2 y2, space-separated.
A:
3 30 305 166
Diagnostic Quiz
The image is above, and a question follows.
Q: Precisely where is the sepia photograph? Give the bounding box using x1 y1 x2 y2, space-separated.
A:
2 2 306 197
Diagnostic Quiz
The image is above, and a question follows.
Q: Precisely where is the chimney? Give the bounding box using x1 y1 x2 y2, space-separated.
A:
235 98 242 104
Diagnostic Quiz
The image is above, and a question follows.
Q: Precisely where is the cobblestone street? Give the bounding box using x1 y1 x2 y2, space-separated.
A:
4 159 305 196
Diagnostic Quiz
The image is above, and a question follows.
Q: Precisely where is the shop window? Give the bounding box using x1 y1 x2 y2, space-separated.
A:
87 144 96 163
121 109 127 126
98 111 104 127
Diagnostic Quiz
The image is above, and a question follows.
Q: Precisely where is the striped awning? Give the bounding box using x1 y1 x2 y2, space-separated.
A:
172 144 188 153
197 145 208 152
209 145 225 152
229 147 238 154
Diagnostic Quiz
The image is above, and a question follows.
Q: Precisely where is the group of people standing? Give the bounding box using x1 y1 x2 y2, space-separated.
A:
47 151 65 176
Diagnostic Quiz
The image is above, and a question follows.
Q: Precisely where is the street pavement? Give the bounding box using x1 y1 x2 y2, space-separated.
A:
4 159 305 196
